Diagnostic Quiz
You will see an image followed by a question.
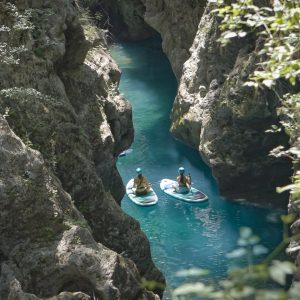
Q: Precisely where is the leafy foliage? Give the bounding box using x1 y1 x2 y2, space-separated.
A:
78 3 104 42
211 0 300 88
173 225 300 299
0 3 33 65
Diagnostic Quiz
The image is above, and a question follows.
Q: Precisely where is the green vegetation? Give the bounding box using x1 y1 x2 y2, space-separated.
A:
78 4 103 42
173 0 300 298
64 215 89 229
210 0 300 205
0 3 33 64
173 222 300 299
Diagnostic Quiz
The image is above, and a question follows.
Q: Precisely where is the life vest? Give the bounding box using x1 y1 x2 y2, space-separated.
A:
134 175 148 189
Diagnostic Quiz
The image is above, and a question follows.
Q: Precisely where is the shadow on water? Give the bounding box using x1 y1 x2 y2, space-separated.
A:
110 38 285 299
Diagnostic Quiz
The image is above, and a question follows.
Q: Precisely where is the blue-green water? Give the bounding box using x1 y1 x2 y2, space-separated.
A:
111 39 284 298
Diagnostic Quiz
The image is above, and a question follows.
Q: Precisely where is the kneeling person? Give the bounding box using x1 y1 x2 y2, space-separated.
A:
133 168 151 195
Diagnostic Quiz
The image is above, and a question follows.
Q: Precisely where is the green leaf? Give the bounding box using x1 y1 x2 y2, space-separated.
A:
175 268 210 277
243 81 258 87
269 261 296 286
226 247 247 258
262 79 274 88
223 31 237 39
253 245 269 256
280 214 294 224
173 282 214 297
238 31 247 37
289 76 296 85
277 184 296 193
240 227 252 239
246 19 256 27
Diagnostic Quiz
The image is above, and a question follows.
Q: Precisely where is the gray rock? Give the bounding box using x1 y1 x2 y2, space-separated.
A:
0 0 163 298
141 0 205 79
170 5 292 205
102 0 204 80
0 115 159 299
101 0 157 40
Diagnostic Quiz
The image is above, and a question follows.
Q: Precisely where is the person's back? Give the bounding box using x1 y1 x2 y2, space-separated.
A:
134 174 148 188
177 174 188 187
174 167 191 193
133 168 150 195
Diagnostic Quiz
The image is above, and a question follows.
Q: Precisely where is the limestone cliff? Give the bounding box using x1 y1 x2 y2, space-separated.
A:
0 0 163 299
170 5 292 205
104 0 292 205
141 0 205 80
102 0 205 80
0 116 156 300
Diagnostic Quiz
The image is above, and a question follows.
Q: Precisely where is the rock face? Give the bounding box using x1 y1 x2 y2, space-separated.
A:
170 5 292 205
0 0 163 299
0 116 158 300
102 0 205 80
287 139 300 280
99 0 157 41
104 0 291 205
141 0 205 80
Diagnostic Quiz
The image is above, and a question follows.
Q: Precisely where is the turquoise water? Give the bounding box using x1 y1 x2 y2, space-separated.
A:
111 39 284 298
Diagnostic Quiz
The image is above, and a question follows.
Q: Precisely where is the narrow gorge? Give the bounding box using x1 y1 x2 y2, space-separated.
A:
1 0 299 300
101 0 292 206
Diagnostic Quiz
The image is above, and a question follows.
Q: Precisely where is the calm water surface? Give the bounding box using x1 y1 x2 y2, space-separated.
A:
111 39 284 299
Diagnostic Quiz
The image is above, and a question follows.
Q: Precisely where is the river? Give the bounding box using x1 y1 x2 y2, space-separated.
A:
111 38 284 299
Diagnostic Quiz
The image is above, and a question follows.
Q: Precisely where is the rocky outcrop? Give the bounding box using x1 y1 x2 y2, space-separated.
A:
103 0 291 205
0 115 158 300
102 0 205 80
0 0 163 298
285 115 300 277
170 5 292 205
141 0 205 80
99 0 157 41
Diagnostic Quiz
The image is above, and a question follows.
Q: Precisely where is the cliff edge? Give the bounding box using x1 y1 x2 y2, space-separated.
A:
0 0 164 298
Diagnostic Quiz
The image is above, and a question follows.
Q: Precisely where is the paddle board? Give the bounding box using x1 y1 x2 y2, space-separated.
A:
118 148 133 157
160 178 208 202
126 178 158 206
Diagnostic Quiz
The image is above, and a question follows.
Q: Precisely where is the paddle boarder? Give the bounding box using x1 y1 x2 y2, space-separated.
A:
173 167 191 193
133 168 151 195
